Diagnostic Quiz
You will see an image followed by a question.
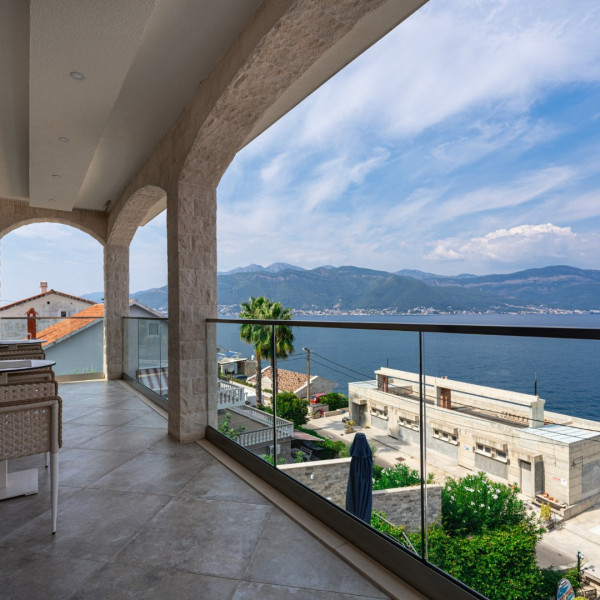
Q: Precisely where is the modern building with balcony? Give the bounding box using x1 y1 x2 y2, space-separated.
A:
350 368 600 517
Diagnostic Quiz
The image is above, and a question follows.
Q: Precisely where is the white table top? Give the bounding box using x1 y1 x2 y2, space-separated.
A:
0 339 46 345
0 359 55 372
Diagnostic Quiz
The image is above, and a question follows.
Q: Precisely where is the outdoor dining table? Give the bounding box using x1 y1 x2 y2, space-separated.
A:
0 358 56 500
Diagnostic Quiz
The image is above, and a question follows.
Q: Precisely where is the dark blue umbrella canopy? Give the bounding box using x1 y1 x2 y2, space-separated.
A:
346 433 373 523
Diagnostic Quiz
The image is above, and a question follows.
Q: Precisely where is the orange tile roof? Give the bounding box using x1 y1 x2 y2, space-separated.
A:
36 303 105 347
0 289 95 312
250 366 310 393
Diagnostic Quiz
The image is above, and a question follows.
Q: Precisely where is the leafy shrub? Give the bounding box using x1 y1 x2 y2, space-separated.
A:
371 511 406 541
539 568 580 599
217 412 245 440
263 391 308 427
261 454 286 465
373 463 434 490
319 392 349 410
412 522 545 600
442 472 531 536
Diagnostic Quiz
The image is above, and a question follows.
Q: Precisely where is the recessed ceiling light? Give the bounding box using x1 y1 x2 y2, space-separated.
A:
69 71 85 80
58 137 69 142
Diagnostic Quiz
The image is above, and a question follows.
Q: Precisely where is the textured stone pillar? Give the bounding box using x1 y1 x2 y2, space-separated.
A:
104 244 129 379
167 181 217 442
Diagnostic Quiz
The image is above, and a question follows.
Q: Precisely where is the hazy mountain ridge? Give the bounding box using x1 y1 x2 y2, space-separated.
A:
85 265 600 314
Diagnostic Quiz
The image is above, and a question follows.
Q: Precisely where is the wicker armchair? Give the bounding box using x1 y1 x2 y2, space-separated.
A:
0 395 61 533
0 343 45 360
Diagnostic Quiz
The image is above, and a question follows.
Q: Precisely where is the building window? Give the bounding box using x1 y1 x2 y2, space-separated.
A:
433 427 458 445
475 441 508 462
398 415 419 431
60 310 67 317
148 322 160 336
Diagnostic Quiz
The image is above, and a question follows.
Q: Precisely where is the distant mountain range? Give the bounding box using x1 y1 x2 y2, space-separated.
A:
84 264 600 314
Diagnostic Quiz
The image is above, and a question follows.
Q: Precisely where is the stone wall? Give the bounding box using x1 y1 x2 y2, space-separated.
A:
373 485 442 531
280 458 351 505
280 459 442 531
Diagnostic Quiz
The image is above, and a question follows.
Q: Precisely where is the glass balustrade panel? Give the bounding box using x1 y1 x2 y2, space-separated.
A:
422 329 600 600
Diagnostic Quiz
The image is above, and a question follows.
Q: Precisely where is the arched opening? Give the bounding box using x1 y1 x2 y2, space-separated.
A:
104 185 167 383
124 209 168 400
0 222 104 376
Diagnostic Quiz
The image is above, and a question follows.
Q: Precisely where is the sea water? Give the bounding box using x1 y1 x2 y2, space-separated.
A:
216 313 600 421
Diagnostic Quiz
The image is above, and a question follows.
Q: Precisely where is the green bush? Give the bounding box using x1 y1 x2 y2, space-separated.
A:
442 472 531 535
373 463 434 490
217 412 245 440
263 391 309 427
539 568 580 599
412 522 545 600
319 392 349 410
371 511 406 541
261 454 286 465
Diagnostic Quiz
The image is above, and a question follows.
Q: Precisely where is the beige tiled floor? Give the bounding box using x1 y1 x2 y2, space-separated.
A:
0 380 407 600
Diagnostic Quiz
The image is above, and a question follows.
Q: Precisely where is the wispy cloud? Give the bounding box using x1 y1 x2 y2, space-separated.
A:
217 0 600 276
425 223 600 270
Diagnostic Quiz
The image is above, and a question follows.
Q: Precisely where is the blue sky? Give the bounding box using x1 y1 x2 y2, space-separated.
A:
2 0 600 303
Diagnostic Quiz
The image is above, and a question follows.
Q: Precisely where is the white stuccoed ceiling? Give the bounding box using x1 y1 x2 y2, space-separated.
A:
1 0 262 212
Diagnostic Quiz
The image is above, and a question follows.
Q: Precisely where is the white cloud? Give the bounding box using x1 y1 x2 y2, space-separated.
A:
424 223 593 265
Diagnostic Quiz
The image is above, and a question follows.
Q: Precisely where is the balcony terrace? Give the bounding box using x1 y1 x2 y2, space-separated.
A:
0 379 418 600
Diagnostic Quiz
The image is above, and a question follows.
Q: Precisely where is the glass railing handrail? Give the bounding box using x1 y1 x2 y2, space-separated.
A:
123 316 168 321
209 317 600 339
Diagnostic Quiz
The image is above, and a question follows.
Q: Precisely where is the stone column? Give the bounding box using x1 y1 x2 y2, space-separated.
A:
104 244 129 379
167 181 217 442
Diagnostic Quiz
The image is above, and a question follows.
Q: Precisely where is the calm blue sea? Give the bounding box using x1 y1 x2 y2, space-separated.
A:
216 314 600 421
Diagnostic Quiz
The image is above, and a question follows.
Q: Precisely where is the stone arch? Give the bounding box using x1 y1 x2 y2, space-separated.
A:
0 200 107 244
179 1 388 189
107 185 166 247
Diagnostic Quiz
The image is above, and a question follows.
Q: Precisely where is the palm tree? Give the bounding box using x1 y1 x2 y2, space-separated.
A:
239 296 294 407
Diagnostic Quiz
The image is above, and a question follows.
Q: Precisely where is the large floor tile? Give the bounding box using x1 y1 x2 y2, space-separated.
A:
0 484 79 540
233 581 390 600
58 447 139 487
180 460 269 505
70 562 238 600
90 450 212 495
61 422 117 448
118 496 272 578
145 436 205 456
243 510 388 598
0 488 170 560
125 410 167 428
0 548 103 600
78 425 167 452
65 407 147 426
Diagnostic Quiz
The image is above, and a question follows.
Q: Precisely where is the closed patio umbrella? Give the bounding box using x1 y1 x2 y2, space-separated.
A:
346 433 373 523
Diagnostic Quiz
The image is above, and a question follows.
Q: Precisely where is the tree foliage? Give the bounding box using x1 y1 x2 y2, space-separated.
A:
411 523 545 600
239 296 294 406
319 392 348 410
442 472 531 535
217 412 245 440
263 391 308 428
372 463 434 490
370 472 552 600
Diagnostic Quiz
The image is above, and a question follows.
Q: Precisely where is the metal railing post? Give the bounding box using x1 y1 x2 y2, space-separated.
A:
419 331 428 560
271 324 278 467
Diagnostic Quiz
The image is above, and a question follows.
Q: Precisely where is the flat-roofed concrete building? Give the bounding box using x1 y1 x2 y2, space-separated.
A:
349 367 600 517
